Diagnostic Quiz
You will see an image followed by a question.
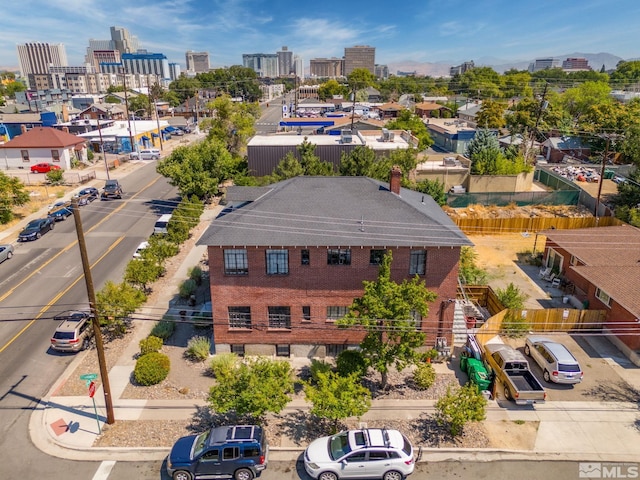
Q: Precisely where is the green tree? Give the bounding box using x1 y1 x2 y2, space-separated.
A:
614 168 640 209
127 94 151 118
298 138 334 175
456 66 503 99
414 178 447 206
496 282 529 309
610 60 640 88
202 95 258 156
168 74 200 104
435 384 487 436
156 138 236 199
385 110 434 150
208 357 294 422
95 281 146 336
475 99 506 129
46 169 64 185
304 371 371 433
561 81 612 127
272 152 305 180
0 171 30 224
339 146 377 176
197 66 262 102
318 79 348 101
338 251 437 388
124 258 163 291
458 247 488 285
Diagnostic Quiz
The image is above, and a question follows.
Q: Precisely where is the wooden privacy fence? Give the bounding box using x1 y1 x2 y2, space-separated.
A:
457 285 505 316
474 307 606 346
452 216 623 235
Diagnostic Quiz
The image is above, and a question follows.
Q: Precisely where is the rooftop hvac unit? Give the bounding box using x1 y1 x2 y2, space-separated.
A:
382 128 390 141
341 129 352 143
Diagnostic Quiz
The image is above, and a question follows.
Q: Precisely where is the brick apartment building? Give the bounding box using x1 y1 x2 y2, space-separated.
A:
198 170 472 358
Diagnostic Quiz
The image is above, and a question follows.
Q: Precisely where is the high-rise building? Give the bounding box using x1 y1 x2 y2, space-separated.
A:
450 61 475 76
375 64 389 80
277 46 293 77
110 26 140 54
528 58 561 72
562 57 591 71
242 53 279 78
309 57 343 78
100 51 171 80
168 62 181 81
17 42 68 88
186 51 210 73
293 55 304 79
343 45 375 75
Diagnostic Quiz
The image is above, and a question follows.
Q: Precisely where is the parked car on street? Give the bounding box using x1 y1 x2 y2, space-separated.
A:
18 218 54 241
50 310 93 352
101 179 123 200
48 207 73 221
74 187 99 205
525 336 583 384
304 428 418 480
30 163 61 173
167 425 268 480
133 241 149 258
0 244 14 263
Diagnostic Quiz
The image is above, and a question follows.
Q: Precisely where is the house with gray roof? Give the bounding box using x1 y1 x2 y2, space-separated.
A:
542 225 640 361
198 169 472 358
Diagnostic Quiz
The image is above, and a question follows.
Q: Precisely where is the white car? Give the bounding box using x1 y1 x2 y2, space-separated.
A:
304 428 417 480
133 241 149 258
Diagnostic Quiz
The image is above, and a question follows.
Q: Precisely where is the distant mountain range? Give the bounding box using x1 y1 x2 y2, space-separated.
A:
387 52 627 77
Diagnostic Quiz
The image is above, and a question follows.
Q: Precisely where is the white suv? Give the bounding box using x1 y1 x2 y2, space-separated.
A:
304 428 418 480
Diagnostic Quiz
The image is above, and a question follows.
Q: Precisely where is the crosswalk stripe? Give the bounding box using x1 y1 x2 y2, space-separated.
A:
92 460 116 480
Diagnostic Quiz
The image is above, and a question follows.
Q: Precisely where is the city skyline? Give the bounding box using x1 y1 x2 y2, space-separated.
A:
1 0 640 72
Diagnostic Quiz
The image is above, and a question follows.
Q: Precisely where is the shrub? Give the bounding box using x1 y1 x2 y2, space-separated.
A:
186 336 210 361
210 353 239 378
309 359 333 383
46 169 64 185
336 349 367 378
179 279 197 298
189 265 203 285
139 335 163 355
134 352 170 386
150 319 175 340
496 282 529 309
413 362 436 390
435 383 487 436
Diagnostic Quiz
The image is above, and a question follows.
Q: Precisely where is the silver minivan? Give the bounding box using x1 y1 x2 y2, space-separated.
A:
154 214 172 235
525 336 583 384
130 149 160 160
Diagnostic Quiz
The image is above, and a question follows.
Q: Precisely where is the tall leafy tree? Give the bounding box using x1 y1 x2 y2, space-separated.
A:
168 75 201 104
475 99 506 129
318 79 348 101
385 110 433 150
95 281 146 336
414 178 447 206
338 251 437 388
202 95 259 156
208 357 294 422
272 153 305 181
339 146 377 176
304 371 371 433
0 172 30 224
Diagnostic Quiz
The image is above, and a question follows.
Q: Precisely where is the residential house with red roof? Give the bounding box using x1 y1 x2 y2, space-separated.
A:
0 126 87 171
542 225 640 359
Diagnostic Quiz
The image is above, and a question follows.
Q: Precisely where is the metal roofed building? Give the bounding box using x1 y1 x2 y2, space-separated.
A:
197 173 472 357
247 130 416 176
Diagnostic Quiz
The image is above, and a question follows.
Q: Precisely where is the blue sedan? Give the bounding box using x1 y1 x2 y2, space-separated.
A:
18 218 55 241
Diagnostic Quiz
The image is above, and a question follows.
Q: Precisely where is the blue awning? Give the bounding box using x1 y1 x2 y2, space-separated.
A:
151 132 159 137
141 135 150 140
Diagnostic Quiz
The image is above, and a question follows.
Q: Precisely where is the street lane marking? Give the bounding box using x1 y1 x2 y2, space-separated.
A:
92 461 116 480
0 174 162 303
0 236 124 354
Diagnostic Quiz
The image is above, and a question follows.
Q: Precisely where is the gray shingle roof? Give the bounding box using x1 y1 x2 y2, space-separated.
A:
199 176 472 248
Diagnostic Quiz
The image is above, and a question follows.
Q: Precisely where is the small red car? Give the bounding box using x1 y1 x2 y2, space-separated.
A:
30 163 61 173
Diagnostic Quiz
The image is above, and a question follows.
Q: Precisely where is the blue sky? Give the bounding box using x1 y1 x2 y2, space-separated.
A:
2 0 640 71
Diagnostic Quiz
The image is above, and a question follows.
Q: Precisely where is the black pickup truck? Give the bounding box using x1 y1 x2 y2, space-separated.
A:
101 179 123 200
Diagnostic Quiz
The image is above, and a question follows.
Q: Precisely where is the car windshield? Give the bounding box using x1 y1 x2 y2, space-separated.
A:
559 363 581 372
193 431 209 459
25 221 41 230
329 432 352 460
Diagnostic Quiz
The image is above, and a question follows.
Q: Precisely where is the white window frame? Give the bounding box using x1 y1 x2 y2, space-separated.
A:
595 287 611 307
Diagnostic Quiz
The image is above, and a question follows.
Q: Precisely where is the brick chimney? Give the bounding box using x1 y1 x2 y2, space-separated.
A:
389 165 402 195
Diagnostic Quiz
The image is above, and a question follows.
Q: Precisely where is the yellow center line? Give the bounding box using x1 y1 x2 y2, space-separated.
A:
0 235 126 354
0 174 162 303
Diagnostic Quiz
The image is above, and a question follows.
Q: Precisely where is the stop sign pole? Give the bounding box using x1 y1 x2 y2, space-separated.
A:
88 381 101 434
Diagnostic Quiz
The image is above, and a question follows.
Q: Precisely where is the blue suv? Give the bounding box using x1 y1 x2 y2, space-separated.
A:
167 425 268 480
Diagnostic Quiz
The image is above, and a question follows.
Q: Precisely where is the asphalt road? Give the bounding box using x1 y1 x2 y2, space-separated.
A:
0 161 178 479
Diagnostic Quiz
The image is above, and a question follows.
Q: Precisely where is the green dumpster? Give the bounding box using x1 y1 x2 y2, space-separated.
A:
604 170 614 179
465 358 492 391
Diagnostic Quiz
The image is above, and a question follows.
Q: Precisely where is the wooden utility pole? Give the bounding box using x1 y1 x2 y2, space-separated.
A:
594 134 615 220
71 198 115 424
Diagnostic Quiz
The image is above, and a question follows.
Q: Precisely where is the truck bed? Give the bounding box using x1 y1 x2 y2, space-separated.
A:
508 370 545 392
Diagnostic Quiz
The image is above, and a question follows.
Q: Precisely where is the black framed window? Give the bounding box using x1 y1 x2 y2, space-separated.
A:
224 249 248 275
228 306 251 329
327 248 351 265
268 306 291 329
409 250 426 275
230 344 245 356
276 344 290 357
301 249 310 265
266 249 288 275
302 306 311 322
370 249 385 265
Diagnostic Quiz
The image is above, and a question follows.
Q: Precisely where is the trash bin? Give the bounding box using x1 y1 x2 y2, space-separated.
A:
563 296 569 304
604 169 615 179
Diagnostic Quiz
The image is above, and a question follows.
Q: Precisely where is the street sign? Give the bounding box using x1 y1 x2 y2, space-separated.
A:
88 381 96 398
79 373 98 387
